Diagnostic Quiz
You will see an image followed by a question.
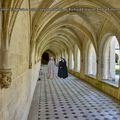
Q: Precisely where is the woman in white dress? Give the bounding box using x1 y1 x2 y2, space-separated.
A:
47 57 55 79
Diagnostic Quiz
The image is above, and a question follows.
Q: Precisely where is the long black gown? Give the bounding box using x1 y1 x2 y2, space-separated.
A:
62 59 68 78
58 60 63 78
58 59 68 78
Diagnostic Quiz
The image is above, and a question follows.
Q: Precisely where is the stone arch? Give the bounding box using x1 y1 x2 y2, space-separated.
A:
34 16 96 55
74 45 81 72
64 50 69 66
68 49 74 70
85 40 97 76
37 35 74 56
29 0 120 68
100 34 120 83
31 1 120 50
41 52 50 65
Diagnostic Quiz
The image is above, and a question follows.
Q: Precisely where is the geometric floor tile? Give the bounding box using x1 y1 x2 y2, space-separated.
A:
27 66 120 120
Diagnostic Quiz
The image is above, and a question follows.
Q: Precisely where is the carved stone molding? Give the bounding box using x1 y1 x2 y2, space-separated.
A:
0 69 12 89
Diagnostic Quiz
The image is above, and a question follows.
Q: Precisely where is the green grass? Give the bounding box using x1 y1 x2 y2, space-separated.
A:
116 70 120 75
115 63 120 74
115 69 120 75
115 60 120 75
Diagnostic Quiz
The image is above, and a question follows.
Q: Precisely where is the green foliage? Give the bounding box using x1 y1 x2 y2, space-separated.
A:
116 69 120 75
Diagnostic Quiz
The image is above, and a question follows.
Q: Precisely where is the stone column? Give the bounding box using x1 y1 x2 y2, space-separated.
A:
80 58 84 78
68 51 72 69
0 49 12 89
96 58 101 81
74 48 76 71
110 40 115 79
119 78 120 86
65 50 68 67
0 5 12 88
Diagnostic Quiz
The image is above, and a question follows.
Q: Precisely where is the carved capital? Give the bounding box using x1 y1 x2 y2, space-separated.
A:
0 69 12 89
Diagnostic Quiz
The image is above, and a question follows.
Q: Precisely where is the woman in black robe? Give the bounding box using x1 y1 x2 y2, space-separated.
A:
62 58 68 78
58 59 63 78
58 58 68 79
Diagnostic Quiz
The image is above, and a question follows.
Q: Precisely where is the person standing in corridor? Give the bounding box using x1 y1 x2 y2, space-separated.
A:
61 58 68 79
47 57 55 79
58 57 68 79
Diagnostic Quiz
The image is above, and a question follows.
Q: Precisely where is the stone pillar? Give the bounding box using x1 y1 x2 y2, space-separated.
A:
0 49 12 89
68 51 71 69
96 58 101 81
72 53 74 70
0 3 12 88
109 39 115 79
80 58 84 78
65 50 68 67
62 52 65 58
29 48 32 69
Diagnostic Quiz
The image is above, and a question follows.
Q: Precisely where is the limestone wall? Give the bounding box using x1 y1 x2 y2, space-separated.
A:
0 0 40 120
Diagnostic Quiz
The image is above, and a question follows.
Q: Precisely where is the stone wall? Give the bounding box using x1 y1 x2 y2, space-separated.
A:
0 0 40 120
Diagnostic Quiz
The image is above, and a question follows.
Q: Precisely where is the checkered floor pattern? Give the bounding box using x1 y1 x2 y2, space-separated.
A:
27 66 120 120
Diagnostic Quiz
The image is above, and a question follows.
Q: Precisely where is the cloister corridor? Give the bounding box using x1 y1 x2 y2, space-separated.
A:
0 0 120 120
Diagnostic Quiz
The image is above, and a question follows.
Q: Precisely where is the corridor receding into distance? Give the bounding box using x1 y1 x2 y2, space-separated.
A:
0 0 120 120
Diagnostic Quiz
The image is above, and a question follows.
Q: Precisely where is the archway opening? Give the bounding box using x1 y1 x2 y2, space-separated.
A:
74 45 81 72
102 36 120 84
71 53 74 70
86 43 97 77
41 52 49 65
76 47 81 72
69 50 74 70
65 50 68 66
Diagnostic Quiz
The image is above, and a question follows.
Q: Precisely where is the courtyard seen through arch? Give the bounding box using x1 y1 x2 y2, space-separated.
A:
74 45 81 72
102 36 120 86
85 42 97 77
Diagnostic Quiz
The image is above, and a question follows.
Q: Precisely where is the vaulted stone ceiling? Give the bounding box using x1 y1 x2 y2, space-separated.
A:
2 0 120 60
29 0 120 59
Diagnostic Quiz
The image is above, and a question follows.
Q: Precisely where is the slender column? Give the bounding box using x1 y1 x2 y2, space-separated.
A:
79 58 84 77
29 47 32 69
0 49 12 89
96 58 101 81
0 2 12 89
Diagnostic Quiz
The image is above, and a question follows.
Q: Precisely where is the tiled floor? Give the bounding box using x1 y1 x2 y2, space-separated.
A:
27 66 120 120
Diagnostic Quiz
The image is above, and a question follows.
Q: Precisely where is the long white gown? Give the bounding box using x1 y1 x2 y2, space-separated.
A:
47 60 55 79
